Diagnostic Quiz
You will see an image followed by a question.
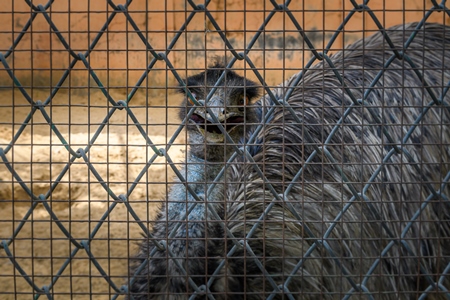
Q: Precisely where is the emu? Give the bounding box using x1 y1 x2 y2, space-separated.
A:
128 22 450 299
128 61 260 298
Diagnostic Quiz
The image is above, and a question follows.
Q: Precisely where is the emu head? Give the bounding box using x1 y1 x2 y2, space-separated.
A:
179 62 260 161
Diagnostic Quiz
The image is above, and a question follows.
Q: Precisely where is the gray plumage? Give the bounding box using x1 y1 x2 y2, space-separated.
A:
128 22 450 299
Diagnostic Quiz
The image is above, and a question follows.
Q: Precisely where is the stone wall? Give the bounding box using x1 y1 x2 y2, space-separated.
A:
1 0 448 93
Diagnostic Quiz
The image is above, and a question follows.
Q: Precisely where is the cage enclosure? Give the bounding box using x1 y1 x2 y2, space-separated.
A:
0 1 449 299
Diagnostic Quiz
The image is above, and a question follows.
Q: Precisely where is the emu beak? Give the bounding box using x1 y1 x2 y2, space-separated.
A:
189 96 244 143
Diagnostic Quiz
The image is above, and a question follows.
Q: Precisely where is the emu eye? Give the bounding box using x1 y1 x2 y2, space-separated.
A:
187 92 197 105
238 95 249 106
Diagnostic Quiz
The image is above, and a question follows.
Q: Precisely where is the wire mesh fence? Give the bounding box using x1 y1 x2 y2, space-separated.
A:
0 0 450 299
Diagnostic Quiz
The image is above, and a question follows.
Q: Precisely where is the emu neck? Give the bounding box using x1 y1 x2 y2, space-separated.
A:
166 145 225 222
182 153 224 199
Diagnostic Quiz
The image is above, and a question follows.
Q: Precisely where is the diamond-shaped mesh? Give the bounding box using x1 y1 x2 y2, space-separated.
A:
0 0 449 299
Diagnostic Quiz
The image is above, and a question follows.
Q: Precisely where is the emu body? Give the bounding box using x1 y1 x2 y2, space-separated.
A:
129 22 450 299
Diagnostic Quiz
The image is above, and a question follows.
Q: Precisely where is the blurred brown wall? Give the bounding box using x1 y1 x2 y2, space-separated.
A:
0 0 449 94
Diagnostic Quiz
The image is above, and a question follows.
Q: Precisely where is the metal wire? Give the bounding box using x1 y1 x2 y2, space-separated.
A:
0 0 449 299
